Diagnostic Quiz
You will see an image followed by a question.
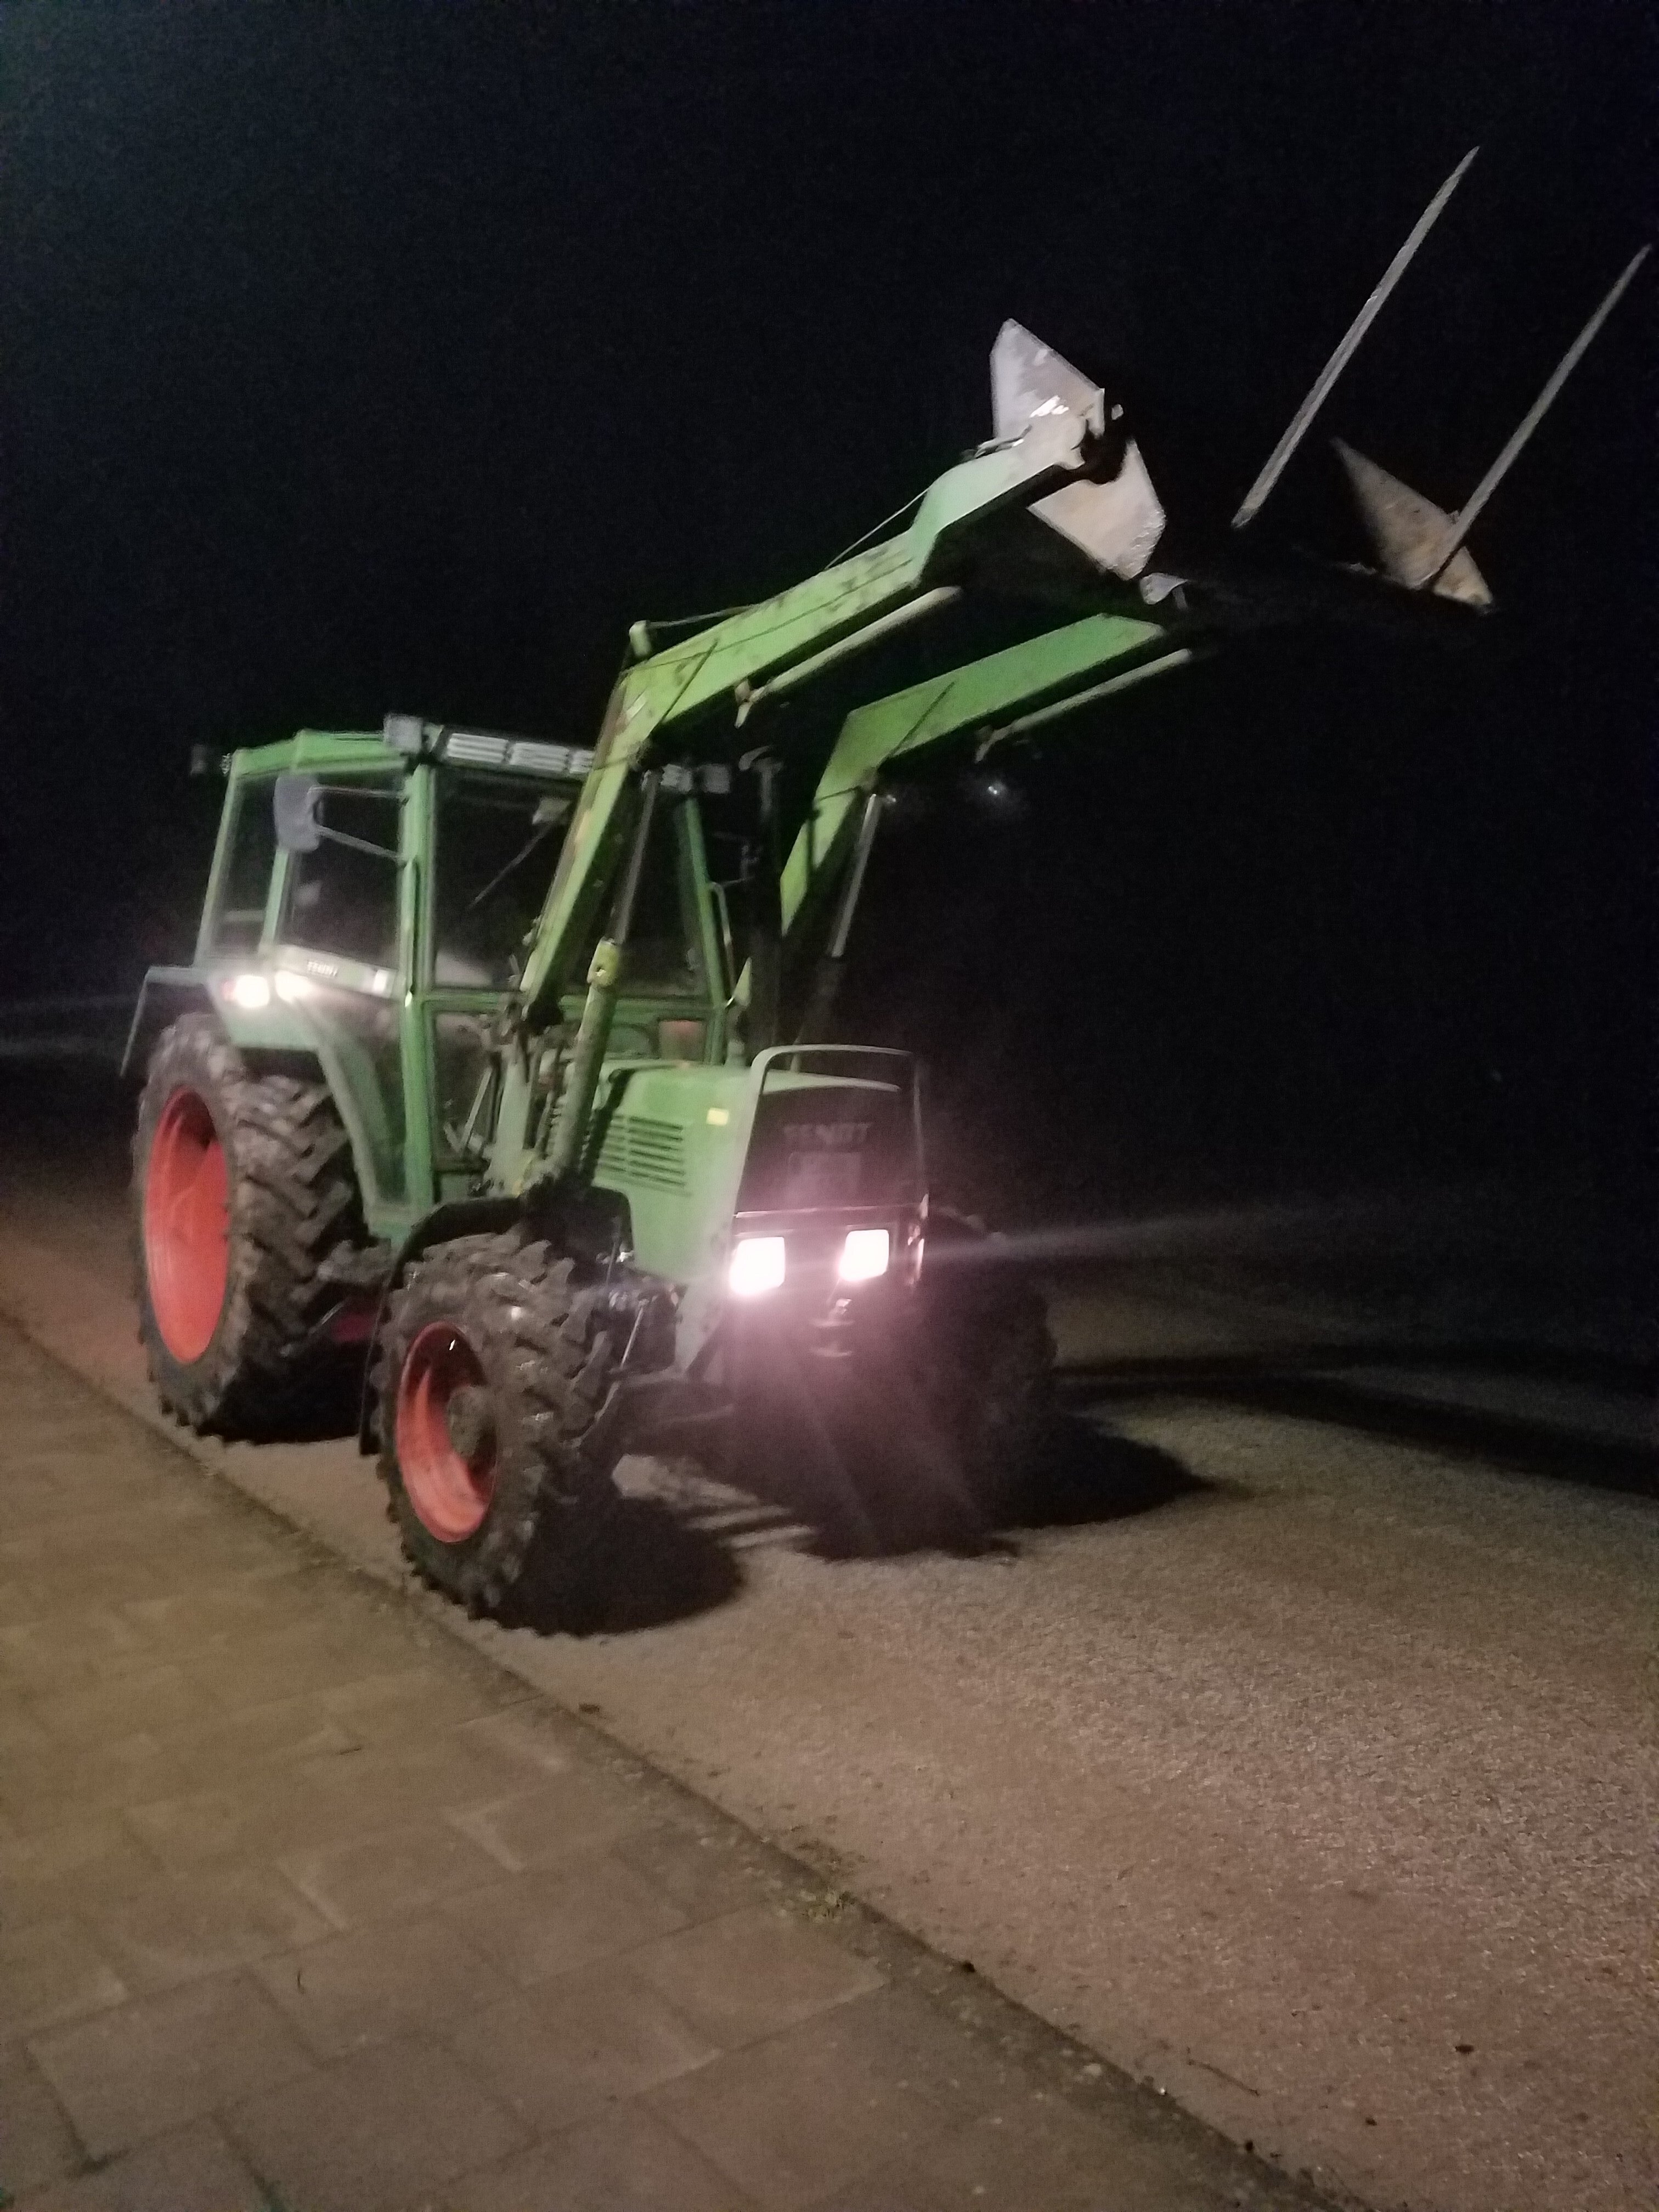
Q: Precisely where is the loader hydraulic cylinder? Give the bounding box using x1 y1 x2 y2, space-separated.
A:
544 770 661 1183
796 787 885 1045
743 750 785 1053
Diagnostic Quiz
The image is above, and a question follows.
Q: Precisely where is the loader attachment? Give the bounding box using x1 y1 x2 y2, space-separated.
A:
1229 143 1647 608
1334 442 1493 611
1333 244 1649 604
990 321 1166 582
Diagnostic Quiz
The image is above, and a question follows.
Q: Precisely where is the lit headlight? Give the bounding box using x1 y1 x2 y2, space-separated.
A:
729 1235 786 1297
838 1227 889 1283
221 973 271 1010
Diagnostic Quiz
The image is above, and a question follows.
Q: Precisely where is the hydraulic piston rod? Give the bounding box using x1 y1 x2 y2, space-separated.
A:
544 770 662 1183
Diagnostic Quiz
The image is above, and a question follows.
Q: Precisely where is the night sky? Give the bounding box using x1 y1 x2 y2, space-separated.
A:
4 2 1651 1212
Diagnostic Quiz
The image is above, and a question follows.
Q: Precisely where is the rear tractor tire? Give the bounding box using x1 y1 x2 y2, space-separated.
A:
375 1231 620 1621
134 1014 370 1438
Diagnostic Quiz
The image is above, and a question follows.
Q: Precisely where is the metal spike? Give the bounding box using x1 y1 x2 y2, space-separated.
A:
1414 244 1652 585
1232 146 1479 529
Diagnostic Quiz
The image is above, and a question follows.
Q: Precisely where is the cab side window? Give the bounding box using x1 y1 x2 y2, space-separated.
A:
560 798 705 1005
627 800 704 996
210 781 278 954
433 776 571 988
283 783 401 969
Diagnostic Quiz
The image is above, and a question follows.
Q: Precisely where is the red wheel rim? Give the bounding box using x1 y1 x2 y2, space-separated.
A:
395 1321 497 1543
143 1086 230 1363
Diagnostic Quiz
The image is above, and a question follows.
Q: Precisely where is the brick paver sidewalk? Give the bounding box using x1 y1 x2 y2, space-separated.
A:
0 1322 1308 2211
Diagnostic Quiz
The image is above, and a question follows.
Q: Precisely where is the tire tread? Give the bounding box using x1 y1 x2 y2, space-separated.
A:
376 1228 618 1620
133 1015 369 1437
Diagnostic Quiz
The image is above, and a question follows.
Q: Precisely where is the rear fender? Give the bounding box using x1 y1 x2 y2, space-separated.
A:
122 967 315 1079
122 970 213 1080
126 965 394 1273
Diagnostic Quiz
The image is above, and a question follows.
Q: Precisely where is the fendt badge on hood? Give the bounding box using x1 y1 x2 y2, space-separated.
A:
784 1122 872 1151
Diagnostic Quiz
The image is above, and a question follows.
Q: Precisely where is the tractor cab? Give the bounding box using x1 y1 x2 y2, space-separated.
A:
137 720 753 1240
137 727 575 1230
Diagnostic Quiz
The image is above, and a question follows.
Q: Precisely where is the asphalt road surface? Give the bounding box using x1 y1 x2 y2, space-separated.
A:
0 1080 1652 2212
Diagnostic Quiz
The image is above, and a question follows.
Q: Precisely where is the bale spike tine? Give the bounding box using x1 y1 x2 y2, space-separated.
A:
1418 244 1652 585
1232 146 1479 531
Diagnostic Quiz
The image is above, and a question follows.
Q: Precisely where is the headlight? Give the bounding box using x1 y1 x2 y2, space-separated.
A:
221 973 271 1010
838 1227 889 1283
729 1235 786 1297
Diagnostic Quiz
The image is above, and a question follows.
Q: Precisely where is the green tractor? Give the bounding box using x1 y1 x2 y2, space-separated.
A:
125 200 1644 1614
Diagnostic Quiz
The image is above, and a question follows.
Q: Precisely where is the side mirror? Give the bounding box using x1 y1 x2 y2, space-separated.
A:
274 774 324 854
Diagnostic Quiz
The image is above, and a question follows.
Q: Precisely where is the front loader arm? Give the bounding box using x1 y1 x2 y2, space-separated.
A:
778 610 1193 954
516 186 1645 1056
518 405 1140 1030
621 401 1131 738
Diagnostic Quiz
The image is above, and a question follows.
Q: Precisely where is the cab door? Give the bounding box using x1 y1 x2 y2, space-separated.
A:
416 769 579 1197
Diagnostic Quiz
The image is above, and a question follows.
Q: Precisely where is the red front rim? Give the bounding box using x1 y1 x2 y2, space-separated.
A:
143 1086 230 1363
395 1321 497 1543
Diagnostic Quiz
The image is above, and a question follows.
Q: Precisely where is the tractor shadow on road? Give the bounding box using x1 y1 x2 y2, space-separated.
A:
723 1408 1211 1563
498 1482 748 1637
1004 1410 1212 1531
494 1421 1212 1638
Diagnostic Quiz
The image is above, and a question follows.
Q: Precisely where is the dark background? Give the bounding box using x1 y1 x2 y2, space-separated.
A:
3 1 1651 1217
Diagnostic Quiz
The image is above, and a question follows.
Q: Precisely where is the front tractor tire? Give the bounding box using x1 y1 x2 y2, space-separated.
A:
376 1232 619 1620
926 1282 1056 1523
134 1015 368 1437
914 1209 1056 1525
